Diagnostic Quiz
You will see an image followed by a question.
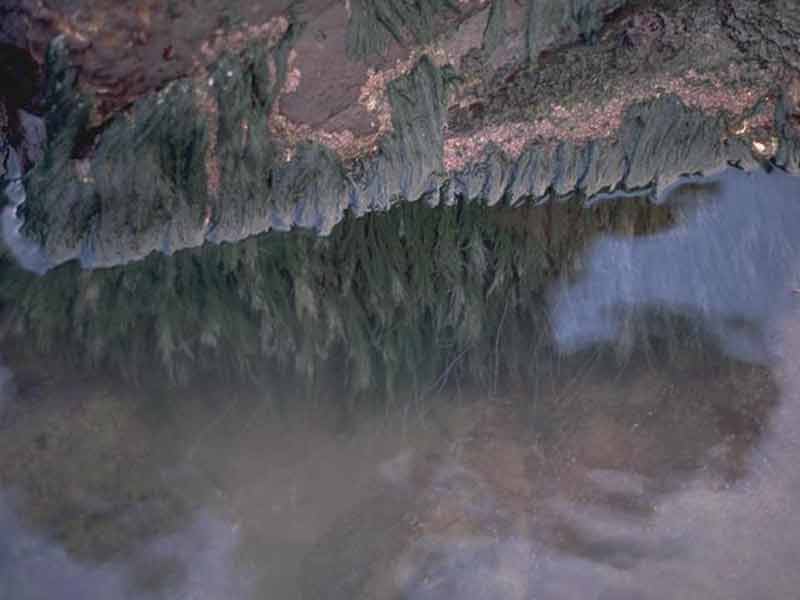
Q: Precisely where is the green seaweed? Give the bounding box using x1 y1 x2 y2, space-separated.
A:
1 192 682 414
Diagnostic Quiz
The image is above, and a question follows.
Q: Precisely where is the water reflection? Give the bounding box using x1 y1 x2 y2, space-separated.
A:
2 168 800 598
550 169 800 364
0 497 249 600
395 168 800 599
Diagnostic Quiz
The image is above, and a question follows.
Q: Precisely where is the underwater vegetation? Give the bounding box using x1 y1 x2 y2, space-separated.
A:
0 191 690 412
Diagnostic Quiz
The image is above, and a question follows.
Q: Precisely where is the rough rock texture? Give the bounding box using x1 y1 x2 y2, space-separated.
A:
721 0 800 71
525 0 627 63
1 0 800 270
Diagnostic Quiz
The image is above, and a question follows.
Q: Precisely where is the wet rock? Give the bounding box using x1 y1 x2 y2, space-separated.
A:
2 76 776 270
2 0 799 272
12 47 453 268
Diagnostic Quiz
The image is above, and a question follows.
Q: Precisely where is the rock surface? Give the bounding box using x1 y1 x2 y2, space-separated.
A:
0 0 799 271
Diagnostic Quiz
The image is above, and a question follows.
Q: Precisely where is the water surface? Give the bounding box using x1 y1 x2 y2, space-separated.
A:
2 168 800 599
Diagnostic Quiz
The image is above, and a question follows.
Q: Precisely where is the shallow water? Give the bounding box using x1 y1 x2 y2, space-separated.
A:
3 168 800 599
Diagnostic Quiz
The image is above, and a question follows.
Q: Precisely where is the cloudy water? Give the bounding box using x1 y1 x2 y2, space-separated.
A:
2 168 800 599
